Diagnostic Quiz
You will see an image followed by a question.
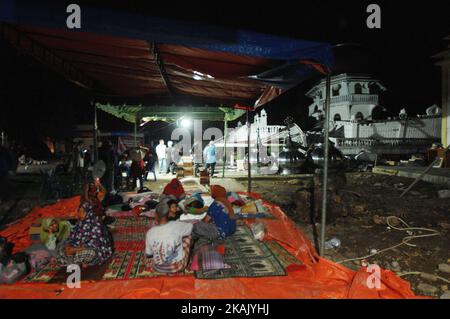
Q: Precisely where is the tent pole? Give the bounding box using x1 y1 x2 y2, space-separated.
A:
134 118 138 147
247 108 252 193
320 72 331 256
93 100 98 163
222 119 228 178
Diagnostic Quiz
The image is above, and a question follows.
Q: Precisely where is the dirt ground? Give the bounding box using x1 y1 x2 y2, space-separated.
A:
1 168 449 298
251 172 450 298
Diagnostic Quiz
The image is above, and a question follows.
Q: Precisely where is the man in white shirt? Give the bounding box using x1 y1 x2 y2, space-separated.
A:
155 139 167 174
145 202 193 273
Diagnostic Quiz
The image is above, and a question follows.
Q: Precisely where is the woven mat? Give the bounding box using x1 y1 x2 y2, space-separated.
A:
194 225 286 279
180 178 208 194
22 217 176 283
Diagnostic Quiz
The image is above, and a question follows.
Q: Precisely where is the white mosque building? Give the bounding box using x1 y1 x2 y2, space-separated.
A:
306 73 442 155
307 73 387 122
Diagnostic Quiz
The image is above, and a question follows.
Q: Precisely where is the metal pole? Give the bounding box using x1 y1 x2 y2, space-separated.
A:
93 100 98 163
247 108 252 193
222 119 228 178
320 73 331 256
134 118 138 147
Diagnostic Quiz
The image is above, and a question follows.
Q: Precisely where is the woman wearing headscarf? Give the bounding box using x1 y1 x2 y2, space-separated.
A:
56 188 114 268
39 218 71 251
83 177 106 219
206 185 236 238
162 178 186 201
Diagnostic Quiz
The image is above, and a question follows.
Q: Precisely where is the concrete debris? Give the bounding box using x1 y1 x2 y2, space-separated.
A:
438 222 450 230
373 183 382 188
438 263 450 274
352 204 368 214
287 179 301 185
440 291 450 299
420 272 439 282
417 283 438 295
437 189 450 199
324 238 341 249
373 215 386 225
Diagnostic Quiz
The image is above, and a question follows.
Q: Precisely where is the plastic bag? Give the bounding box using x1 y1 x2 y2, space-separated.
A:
0 260 29 284
251 222 266 241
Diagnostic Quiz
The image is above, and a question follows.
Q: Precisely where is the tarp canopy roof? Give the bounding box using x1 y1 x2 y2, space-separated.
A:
0 1 333 110
97 103 246 123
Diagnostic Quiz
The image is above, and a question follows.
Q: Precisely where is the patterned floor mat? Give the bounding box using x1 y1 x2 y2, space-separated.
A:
103 250 192 280
194 225 286 279
22 261 61 283
22 217 161 283
22 219 296 282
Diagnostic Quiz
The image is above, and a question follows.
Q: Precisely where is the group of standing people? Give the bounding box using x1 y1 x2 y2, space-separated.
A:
73 136 219 195
155 139 178 175
155 137 217 177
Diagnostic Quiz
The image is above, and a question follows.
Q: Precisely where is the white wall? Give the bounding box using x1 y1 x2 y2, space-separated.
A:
443 64 450 147
331 104 350 120
350 104 376 119
340 117 441 139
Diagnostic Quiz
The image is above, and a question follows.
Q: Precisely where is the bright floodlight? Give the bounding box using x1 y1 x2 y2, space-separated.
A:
181 118 192 128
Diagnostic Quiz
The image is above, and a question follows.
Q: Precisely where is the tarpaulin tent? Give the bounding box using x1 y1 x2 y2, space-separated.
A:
0 194 422 299
0 1 334 255
0 1 333 104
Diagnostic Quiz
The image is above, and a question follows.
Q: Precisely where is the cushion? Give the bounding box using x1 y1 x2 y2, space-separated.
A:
201 249 230 271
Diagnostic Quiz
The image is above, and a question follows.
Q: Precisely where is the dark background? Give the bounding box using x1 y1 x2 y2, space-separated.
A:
1 0 449 146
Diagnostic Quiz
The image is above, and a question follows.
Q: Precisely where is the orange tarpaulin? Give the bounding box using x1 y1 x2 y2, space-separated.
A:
0 195 421 299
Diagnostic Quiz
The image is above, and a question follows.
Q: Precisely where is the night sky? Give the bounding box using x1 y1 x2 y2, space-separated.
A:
1 0 450 147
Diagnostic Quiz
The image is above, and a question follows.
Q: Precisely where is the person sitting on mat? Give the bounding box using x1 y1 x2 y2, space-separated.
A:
162 178 186 201
83 177 107 219
183 194 209 216
39 218 71 252
145 202 193 273
167 199 183 220
56 194 114 268
206 185 236 239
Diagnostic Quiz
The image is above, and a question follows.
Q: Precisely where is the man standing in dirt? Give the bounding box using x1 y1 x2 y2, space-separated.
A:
166 140 176 175
156 139 167 174
203 137 217 177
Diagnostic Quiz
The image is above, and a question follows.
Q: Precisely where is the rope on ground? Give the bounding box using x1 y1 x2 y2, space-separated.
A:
336 216 441 265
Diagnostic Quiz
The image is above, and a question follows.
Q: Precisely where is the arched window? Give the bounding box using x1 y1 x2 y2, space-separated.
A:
369 83 380 95
355 112 364 121
333 113 341 121
354 83 362 94
332 85 340 97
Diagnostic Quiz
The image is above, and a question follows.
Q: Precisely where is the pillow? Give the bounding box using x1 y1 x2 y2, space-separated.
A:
201 249 230 271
